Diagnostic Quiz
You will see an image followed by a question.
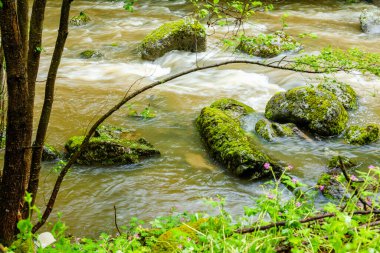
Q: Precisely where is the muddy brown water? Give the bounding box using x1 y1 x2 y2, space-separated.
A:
8 0 380 236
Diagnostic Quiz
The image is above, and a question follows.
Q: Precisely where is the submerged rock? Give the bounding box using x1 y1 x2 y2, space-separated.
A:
344 124 379 145
42 144 60 161
317 79 358 110
196 99 282 179
255 118 296 142
70 11 91 26
65 125 160 165
265 86 348 136
328 155 357 170
139 18 206 61
360 8 380 34
79 50 103 59
237 31 301 58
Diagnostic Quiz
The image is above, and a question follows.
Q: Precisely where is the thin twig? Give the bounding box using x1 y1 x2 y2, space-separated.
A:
338 156 371 210
236 209 380 234
114 205 122 235
359 219 380 229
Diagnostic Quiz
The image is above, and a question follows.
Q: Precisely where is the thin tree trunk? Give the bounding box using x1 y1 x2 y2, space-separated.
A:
28 0 73 214
17 0 29 60
24 0 48 215
0 45 6 152
0 0 32 245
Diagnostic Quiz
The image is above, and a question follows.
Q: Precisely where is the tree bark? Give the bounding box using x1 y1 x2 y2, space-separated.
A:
17 0 29 60
0 0 32 245
22 0 48 219
28 0 72 211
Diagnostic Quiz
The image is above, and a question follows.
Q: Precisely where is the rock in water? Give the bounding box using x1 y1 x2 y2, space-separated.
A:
42 144 60 161
360 8 380 34
237 31 301 58
139 18 206 61
70 11 91 26
196 99 282 179
65 125 160 165
255 118 296 142
265 86 348 136
344 124 379 145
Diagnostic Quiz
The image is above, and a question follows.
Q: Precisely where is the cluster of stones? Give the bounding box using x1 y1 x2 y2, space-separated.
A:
264 80 379 145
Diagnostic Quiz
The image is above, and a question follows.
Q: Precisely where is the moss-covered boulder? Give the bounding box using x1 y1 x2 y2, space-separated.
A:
360 8 380 34
237 31 301 58
265 86 348 136
210 98 255 119
255 119 296 142
344 124 379 145
317 79 358 110
70 11 91 26
139 18 206 61
196 100 282 179
42 144 60 161
79 50 103 59
65 126 160 165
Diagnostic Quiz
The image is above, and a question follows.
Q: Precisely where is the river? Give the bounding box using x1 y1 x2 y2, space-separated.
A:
29 0 380 236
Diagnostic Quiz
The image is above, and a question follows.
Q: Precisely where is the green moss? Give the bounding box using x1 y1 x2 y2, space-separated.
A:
196 105 282 179
139 18 206 60
317 79 358 110
344 124 379 145
70 11 91 26
11 238 35 253
210 98 255 119
65 126 160 165
265 86 348 136
153 218 210 252
237 31 301 58
42 144 60 161
79 50 103 59
328 156 357 170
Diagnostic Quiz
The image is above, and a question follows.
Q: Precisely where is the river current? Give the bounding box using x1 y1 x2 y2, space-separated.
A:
25 0 380 236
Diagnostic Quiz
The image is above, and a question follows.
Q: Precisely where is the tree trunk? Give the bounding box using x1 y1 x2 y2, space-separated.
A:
0 0 33 245
28 0 72 212
24 0 48 215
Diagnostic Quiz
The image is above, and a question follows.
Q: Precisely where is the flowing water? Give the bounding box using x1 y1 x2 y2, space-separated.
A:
27 0 380 236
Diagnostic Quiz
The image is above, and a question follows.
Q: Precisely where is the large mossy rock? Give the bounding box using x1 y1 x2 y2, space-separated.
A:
344 124 379 145
65 126 160 165
265 86 348 136
196 99 282 179
317 79 358 110
360 8 380 34
139 19 206 61
70 11 91 26
237 31 301 58
255 119 296 142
